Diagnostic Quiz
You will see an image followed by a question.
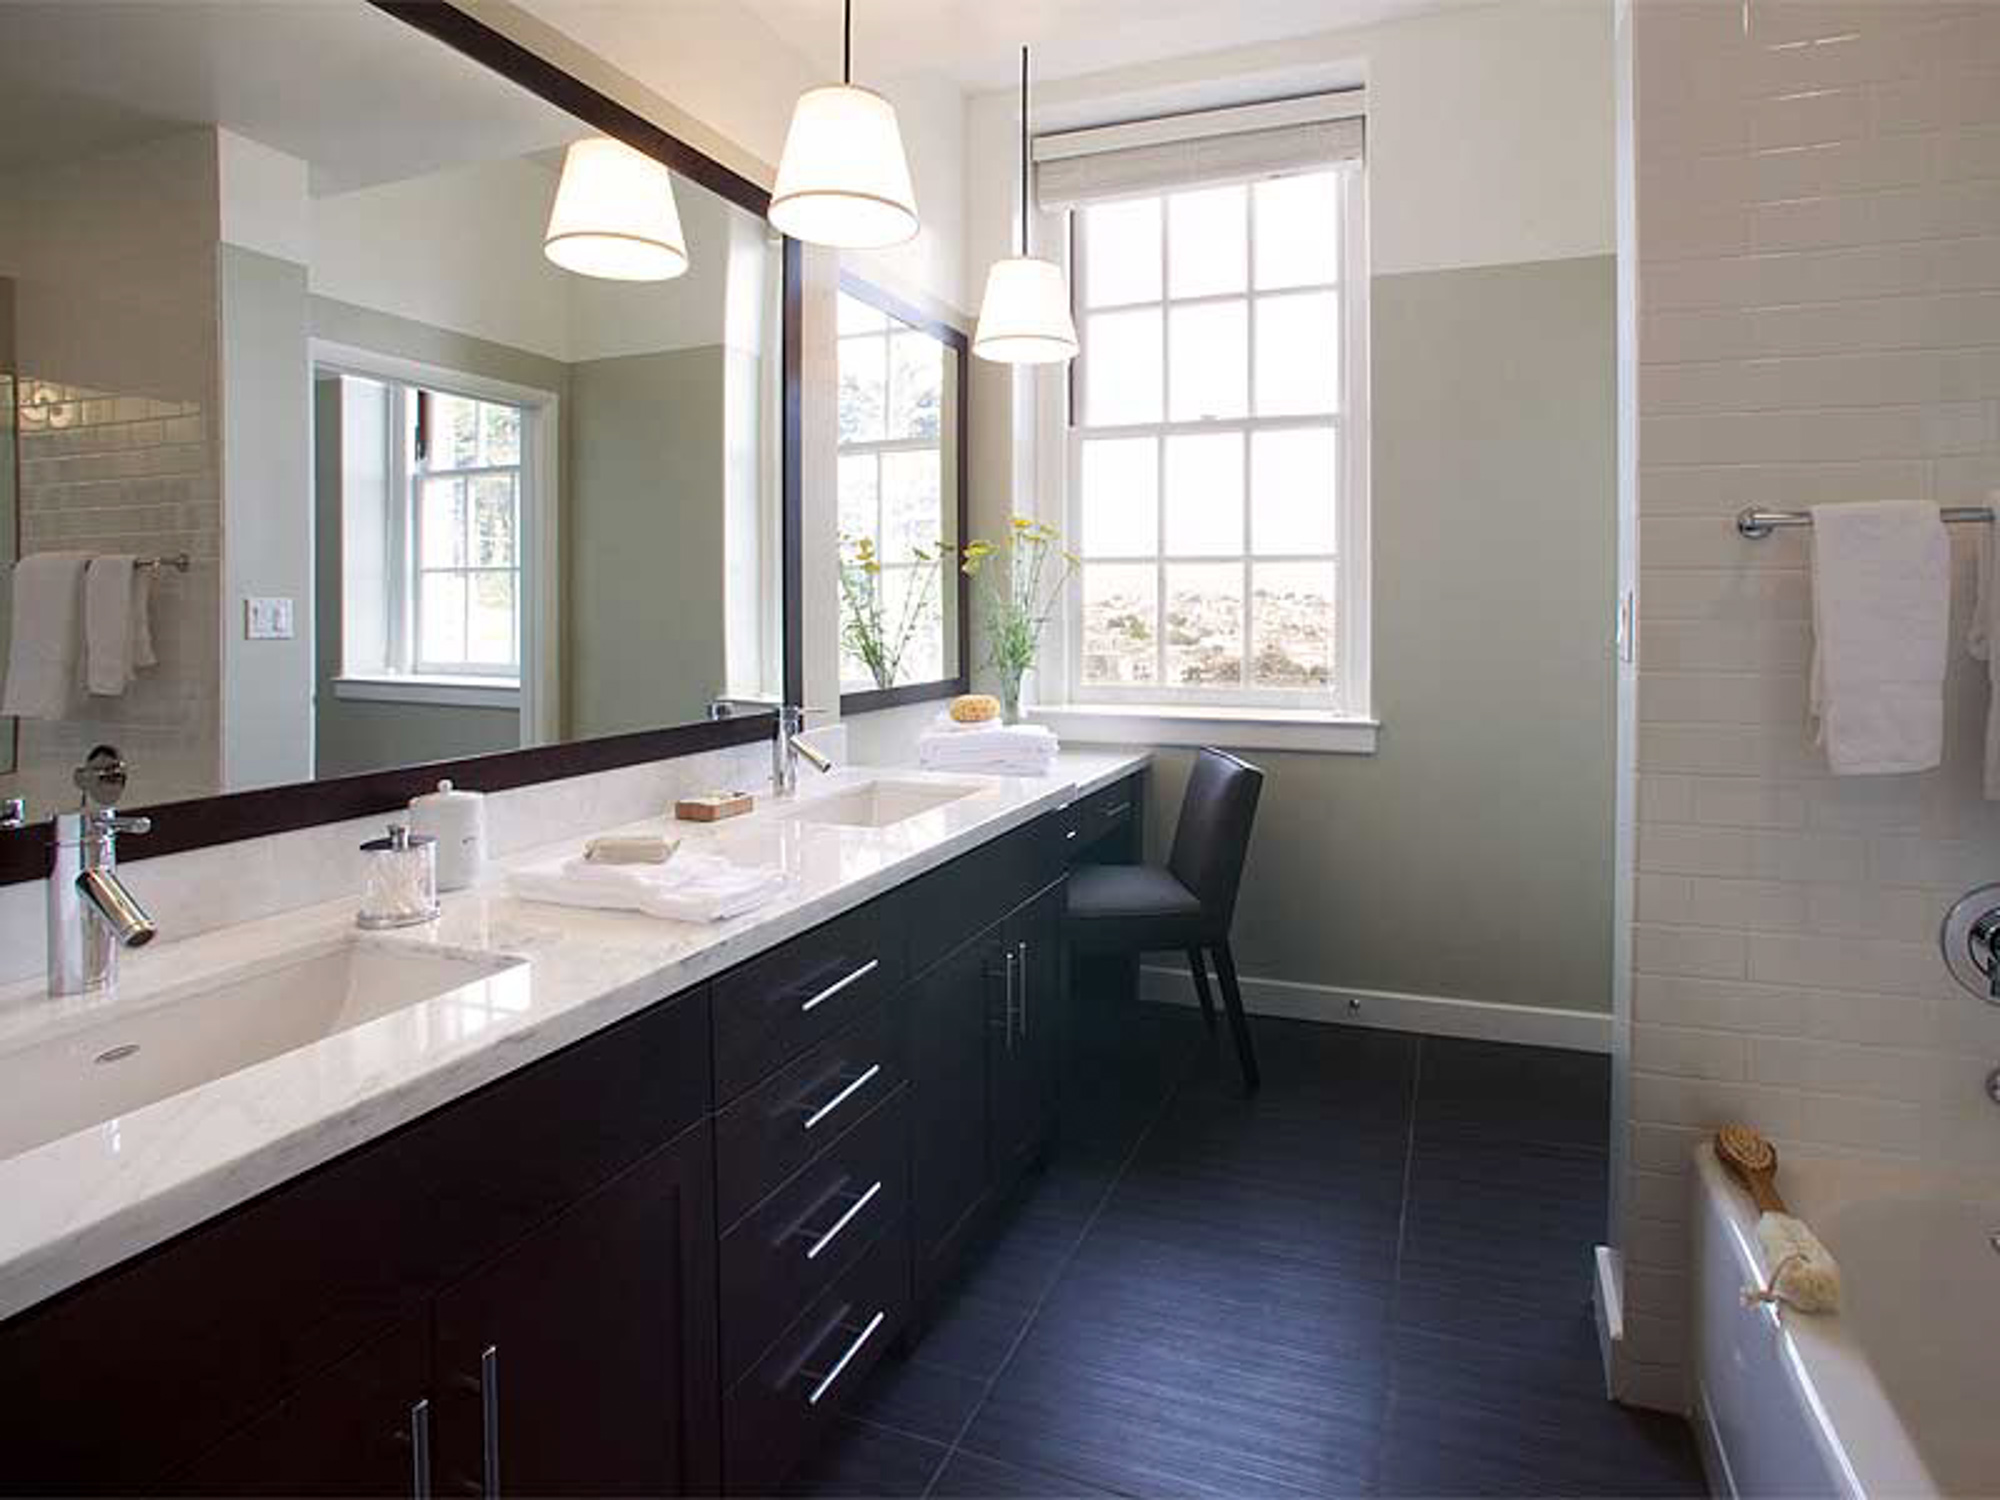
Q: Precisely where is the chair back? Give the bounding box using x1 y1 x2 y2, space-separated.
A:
1166 748 1264 937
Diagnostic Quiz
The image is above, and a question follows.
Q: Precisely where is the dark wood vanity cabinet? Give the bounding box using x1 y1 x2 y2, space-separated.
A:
0 778 1140 1497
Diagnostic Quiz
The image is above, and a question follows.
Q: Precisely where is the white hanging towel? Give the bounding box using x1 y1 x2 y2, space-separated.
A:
1808 501 1949 775
85 555 151 696
0 552 91 720
1965 499 2000 799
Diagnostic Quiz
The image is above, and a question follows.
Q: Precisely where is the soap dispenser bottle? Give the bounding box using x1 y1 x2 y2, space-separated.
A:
409 778 487 892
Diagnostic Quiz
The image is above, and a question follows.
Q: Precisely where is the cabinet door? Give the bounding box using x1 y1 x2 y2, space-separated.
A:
909 927 1004 1289
990 881 1066 1176
432 1123 720 1498
163 1319 430 1498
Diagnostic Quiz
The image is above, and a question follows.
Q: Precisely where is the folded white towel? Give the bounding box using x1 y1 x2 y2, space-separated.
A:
1968 505 2000 799
510 849 787 923
1 552 90 720
85 555 147 696
1808 501 1949 774
918 716 1058 774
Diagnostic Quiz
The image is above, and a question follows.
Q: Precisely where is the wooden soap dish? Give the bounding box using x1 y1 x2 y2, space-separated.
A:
675 791 755 823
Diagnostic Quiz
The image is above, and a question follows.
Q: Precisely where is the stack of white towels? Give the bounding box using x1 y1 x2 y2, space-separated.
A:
511 846 789 924
0 553 157 720
917 713 1059 776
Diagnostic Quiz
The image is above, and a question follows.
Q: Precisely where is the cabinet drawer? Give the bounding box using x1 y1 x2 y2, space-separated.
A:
723 1223 911 1497
719 1087 908 1384
715 999 904 1227
714 899 903 1100
1074 777 1139 851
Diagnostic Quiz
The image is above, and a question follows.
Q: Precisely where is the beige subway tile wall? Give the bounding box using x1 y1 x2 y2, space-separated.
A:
1620 0 2000 1409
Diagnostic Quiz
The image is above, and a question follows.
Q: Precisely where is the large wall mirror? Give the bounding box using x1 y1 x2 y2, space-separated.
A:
835 275 967 713
0 1 794 877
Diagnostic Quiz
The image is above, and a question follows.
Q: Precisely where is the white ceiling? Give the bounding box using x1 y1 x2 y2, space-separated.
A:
734 0 1474 91
0 2 586 193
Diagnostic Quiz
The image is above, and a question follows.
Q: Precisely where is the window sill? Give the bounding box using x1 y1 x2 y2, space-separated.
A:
331 674 521 710
1028 703 1378 754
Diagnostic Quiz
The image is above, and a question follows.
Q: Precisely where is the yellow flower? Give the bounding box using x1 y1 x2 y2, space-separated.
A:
1010 515 1033 531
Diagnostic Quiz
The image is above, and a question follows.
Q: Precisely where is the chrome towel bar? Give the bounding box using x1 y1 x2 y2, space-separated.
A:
1737 506 1995 539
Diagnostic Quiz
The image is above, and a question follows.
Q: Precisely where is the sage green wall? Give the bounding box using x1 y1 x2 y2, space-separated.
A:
1142 256 1618 1015
567 347 729 737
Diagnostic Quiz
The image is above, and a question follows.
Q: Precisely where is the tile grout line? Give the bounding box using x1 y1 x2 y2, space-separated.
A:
918 1032 1207 1499
1370 1033 1426 1493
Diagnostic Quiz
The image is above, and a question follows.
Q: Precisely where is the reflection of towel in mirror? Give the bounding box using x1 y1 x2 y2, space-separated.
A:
511 850 787 923
85 555 156 697
1 552 91 720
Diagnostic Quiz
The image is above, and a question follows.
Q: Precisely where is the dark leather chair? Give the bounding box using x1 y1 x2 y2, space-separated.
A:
1065 748 1264 1089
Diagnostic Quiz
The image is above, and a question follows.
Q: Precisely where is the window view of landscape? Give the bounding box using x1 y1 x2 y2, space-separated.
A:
1071 170 1346 703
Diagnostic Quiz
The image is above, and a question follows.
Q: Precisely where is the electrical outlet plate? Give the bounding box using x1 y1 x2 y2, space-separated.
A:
244 596 295 641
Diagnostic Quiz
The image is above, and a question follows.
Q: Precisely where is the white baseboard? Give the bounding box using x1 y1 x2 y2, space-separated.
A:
1137 964 1612 1054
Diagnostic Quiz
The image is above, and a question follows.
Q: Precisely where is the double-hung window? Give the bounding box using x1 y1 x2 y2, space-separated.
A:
1053 104 1369 729
405 387 523 679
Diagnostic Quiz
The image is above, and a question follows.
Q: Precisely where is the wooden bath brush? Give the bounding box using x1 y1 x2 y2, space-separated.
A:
1714 1123 1787 1213
1713 1123 1841 1313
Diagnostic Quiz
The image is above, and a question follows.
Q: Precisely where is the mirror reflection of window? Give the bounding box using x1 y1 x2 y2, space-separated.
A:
408 388 524 680
836 289 947 693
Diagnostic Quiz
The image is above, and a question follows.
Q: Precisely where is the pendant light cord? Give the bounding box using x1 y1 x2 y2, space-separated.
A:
843 0 852 84
1019 45 1030 258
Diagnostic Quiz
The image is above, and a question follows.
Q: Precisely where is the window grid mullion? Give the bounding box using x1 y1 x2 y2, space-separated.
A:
1241 184 1256 690
1156 202 1171 691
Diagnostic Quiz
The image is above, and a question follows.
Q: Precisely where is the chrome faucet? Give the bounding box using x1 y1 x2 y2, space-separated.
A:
708 699 836 797
775 704 834 796
48 746 156 996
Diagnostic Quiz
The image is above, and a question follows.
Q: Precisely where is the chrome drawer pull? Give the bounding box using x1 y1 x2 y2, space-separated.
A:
806 1311 887 1406
1064 828 1079 841
805 1180 883 1262
803 1062 882 1131
405 1398 432 1500
1017 941 1030 1040
800 958 880 1013
477 1345 499 1500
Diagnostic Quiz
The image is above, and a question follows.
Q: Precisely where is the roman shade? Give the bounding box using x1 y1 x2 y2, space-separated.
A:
1033 91 1365 211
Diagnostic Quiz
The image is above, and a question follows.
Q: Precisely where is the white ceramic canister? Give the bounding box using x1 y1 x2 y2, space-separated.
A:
409 778 488 892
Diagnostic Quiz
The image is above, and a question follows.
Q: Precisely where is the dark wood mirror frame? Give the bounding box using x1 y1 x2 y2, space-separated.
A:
833 273 971 717
0 0 804 886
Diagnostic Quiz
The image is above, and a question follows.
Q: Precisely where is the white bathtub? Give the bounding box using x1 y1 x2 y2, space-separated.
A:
1692 1144 2000 1498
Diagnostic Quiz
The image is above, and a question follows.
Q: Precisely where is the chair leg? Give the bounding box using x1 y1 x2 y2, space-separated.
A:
1211 942 1260 1092
1186 948 1217 1031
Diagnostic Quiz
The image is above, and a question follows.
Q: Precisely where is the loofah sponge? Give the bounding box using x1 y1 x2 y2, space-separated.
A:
1753 1212 1842 1313
949 693 1001 724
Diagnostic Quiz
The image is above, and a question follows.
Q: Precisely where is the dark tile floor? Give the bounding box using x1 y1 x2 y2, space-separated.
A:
788 997 1706 1499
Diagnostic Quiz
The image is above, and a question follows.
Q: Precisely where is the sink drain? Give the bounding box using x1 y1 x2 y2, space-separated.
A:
93 1043 139 1065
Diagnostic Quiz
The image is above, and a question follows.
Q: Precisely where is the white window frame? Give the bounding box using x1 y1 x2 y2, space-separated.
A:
311 339 561 743
1050 162 1373 751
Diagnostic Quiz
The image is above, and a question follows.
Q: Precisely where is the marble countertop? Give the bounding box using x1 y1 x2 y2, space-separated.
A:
0 749 1148 1323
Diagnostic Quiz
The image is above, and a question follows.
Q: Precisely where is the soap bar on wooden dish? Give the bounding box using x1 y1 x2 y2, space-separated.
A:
675 790 755 822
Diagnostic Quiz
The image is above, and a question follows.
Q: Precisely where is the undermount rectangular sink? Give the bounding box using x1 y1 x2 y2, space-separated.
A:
0 939 526 1161
787 779 980 829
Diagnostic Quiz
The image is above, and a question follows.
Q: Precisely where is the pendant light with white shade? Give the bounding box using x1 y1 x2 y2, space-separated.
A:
543 136 689 281
769 0 920 249
972 47 1077 365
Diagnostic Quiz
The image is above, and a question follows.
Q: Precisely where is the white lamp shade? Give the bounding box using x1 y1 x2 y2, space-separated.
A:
972 256 1078 365
769 84 919 249
544 137 689 281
